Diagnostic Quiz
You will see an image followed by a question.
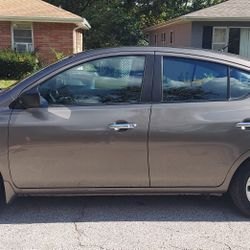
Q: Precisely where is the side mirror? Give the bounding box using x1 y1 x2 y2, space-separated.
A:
10 90 40 109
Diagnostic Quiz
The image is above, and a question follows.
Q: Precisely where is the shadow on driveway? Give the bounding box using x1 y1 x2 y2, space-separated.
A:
0 195 249 224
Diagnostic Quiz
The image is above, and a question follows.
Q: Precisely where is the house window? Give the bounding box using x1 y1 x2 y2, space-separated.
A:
161 33 164 42
212 27 228 51
228 28 240 55
12 23 33 53
161 33 166 44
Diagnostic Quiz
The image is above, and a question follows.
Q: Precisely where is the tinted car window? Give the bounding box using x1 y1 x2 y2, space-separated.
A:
38 56 145 106
162 57 228 102
230 68 250 99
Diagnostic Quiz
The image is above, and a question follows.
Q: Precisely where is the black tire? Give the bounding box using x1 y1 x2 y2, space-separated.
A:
229 164 250 217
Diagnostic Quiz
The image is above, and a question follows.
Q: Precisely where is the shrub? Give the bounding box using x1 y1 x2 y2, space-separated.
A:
50 48 66 61
0 50 39 80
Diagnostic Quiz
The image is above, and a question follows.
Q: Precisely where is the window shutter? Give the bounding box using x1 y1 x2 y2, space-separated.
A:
202 26 213 49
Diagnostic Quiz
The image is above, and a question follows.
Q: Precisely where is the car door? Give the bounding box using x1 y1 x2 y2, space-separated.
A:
149 54 250 187
9 54 153 188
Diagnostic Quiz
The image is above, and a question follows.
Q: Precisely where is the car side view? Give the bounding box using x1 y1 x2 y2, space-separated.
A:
1 47 250 216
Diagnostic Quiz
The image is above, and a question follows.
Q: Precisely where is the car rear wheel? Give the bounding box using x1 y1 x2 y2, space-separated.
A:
230 164 250 217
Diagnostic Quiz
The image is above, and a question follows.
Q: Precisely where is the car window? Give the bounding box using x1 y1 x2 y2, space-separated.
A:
230 68 250 99
38 56 145 106
162 57 228 102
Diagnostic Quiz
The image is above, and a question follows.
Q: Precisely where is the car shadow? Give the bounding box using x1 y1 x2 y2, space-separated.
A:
0 195 249 224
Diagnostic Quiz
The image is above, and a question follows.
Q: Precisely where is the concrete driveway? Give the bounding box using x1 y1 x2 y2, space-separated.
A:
0 195 249 250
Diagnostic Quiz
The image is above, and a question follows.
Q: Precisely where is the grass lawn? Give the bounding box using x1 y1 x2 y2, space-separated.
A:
0 80 18 89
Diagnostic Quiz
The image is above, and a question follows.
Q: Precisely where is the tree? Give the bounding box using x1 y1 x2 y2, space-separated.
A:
82 1 141 48
45 0 94 13
45 0 226 49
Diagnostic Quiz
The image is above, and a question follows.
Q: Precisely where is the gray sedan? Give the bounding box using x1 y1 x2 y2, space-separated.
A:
1 47 250 216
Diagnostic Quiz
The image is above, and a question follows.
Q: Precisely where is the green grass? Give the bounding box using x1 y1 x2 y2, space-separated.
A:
0 80 18 89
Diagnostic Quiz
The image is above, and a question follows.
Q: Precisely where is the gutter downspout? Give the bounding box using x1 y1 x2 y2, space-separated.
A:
73 18 91 53
73 26 82 53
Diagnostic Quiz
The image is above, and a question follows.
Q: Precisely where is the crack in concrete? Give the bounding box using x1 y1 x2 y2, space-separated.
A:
168 244 189 250
202 235 233 250
73 221 108 249
73 221 84 248
224 243 232 250
220 208 248 250
222 208 234 233
73 208 109 250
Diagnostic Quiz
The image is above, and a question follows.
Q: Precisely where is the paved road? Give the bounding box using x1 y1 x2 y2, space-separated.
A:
0 195 249 250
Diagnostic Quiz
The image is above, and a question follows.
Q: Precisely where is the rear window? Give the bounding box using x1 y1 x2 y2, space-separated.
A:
230 67 250 99
162 57 228 102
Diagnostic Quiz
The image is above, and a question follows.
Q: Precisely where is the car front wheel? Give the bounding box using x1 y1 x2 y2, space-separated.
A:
230 164 250 217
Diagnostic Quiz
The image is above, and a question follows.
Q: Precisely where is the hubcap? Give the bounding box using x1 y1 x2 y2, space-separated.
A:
246 177 250 202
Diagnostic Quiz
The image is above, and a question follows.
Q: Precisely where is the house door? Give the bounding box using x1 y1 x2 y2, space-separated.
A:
240 28 250 59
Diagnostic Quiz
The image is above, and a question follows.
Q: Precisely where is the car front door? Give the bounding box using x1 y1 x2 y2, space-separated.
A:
9 54 153 188
149 54 250 187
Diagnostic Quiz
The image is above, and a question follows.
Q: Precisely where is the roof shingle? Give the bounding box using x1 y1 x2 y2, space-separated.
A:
0 0 85 23
145 0 250 32
185 0 250 19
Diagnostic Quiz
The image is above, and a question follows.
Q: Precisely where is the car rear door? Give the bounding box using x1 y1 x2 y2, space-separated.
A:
149 53 250 187
9 53 154 188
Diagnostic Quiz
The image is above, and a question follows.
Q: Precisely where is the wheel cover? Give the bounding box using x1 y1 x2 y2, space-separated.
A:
246 177 250 202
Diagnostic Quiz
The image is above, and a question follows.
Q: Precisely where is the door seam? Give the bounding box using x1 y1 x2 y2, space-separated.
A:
6 108 16 187
146 52 155 187
147 104 153 187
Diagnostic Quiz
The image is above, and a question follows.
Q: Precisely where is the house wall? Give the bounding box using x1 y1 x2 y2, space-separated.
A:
192 21 250 48
147 20 250 50
33 22 79 64
147 22 192 47
0 21 11 49
0 21 84 64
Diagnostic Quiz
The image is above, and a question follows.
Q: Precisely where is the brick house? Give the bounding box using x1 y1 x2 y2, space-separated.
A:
0 0 90 63
144 0 250 59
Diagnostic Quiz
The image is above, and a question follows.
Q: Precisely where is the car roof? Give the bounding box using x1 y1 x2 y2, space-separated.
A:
72 46 250 69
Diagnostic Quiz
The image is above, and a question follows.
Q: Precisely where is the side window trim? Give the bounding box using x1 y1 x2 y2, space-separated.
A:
152 55 162 103
140 54 154 103
227 66 231 100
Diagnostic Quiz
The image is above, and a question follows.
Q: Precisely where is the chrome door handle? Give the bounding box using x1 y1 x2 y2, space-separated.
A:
236 122 250 130
108 122 137 131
